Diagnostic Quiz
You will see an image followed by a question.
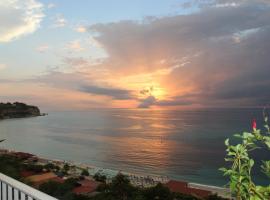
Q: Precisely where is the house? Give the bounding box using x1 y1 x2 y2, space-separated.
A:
72 179 101 195
26 172 64 187
12 152 35 160
165 180 211 198
20 170 36 178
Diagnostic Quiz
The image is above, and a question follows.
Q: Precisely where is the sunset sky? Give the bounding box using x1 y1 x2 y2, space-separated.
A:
1 0 270 110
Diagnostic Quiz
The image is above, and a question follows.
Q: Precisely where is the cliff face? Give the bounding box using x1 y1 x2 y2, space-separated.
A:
0 102 41 119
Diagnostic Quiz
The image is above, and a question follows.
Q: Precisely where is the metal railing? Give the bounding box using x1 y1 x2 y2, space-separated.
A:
0 173 58 200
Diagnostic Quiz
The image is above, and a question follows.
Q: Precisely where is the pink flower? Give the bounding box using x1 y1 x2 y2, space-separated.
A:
252 119 257 130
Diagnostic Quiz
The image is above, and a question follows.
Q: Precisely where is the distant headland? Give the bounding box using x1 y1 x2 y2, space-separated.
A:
0 102 45 120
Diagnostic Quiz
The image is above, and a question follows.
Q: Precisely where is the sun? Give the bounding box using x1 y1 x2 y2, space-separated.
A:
139 85 167 100
151 86 166 99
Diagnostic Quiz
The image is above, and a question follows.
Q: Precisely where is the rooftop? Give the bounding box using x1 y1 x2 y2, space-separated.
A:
166 180 211 198
72 179 100 195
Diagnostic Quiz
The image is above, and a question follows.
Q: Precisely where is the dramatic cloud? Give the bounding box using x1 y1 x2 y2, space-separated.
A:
86 0 270 108
80 85 133 100
0 0 44 42
4 0 270 109
138 96 157 108
138 95 194 108
32 71 134 100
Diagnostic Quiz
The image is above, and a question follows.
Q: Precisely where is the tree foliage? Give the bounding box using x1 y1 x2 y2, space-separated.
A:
93 172 107 183
81 169 89 176
90 174 225 200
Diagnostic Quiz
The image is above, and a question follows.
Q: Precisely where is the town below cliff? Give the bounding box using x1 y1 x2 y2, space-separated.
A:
0 102 43 119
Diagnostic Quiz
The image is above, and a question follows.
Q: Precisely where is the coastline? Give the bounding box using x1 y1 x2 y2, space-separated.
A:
0 113 47 120
0 102 42 120
0 148 230 198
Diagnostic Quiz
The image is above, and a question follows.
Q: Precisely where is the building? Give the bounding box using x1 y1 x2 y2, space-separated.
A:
72 179 101 195
165 180 212 198
26 172 64 187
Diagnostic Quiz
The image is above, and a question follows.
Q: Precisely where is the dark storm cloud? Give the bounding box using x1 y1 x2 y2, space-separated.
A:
80 85 133 100
138 95 193 108
28 70 134 100
138 96 157 108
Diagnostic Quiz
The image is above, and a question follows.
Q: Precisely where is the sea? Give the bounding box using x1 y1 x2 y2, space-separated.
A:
0 108 269 186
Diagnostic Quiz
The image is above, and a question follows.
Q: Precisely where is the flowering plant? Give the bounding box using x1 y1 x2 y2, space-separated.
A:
220 109 270 200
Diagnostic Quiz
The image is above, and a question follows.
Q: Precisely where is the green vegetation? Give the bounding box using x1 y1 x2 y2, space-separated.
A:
44 163 61 172
0 102 41 119
81 169 89 176
0 154 23 179
22 163 44 173
89 174 225 200
221 110 270 199
93 172 107 183
63 163 70 173
39 178 79 199
37 173 226 200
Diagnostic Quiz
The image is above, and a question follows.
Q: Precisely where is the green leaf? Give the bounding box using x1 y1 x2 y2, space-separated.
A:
250 159 254 167
243 132 253 139
225 138 229 146
265 140 270 149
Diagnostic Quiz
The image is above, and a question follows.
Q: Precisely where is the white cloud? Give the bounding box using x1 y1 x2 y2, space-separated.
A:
214 3 239 7
75 26 87 33
0 0 44 42
53 14 67 28
66 40 84 52
36 44 49 53
0 64 7 70
47 3 56 9
88 36 101 48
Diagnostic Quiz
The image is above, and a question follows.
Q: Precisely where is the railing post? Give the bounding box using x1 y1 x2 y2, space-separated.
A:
0 173 58 200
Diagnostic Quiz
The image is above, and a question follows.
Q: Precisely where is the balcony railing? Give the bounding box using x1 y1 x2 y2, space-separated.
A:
0 173 58 200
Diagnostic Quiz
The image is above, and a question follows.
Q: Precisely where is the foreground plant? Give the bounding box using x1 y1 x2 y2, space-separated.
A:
220 109 270 200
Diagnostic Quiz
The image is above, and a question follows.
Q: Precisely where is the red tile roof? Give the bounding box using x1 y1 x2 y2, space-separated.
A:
78 179 95 187
27 172 64 187
72 179 100 195
73 186 96 194
50 177 65 184
166 180 188 191
12 152 34 159
20 170 36 178
165 180 211 198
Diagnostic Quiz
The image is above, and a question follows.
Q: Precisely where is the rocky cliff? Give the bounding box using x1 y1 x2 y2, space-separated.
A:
0 102 41 119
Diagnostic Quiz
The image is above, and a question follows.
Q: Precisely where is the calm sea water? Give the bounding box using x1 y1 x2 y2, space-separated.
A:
0 108 269 186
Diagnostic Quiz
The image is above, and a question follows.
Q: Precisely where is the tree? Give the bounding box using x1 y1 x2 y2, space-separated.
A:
143 183 173 200
39 178 78 199
220 110 270 199
93 173 107 183
109 173 135 200
81 169 89 176
62 163 70 174
0 154 22 179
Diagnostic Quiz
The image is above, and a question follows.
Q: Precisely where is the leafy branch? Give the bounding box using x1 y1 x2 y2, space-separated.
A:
220 110 270 200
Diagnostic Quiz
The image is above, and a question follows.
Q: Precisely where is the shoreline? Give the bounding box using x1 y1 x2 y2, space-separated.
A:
0 148 230 198
0 113 47 121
